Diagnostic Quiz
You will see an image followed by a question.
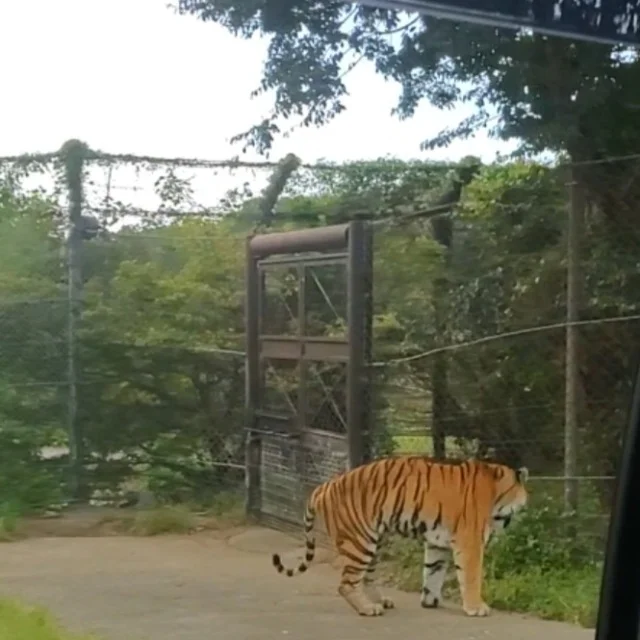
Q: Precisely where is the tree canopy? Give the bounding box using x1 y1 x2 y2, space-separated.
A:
0 153 635 517
179 0 640 165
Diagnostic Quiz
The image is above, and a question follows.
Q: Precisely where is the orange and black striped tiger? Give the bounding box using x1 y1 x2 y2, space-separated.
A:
272 456 528 617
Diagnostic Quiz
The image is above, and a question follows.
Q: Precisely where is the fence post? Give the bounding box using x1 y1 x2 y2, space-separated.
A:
244 236 262 517
362 221 374 462
347 220 373 469
564 164 584 515
60 139 88 501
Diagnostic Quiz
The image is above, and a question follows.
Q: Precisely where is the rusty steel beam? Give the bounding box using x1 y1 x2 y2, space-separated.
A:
244 235 263 516
260 335 349 362
249 224 349 258
257 252 348 269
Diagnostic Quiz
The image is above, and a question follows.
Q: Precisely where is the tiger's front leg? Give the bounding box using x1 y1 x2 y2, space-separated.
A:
451 536 490 617
420 544 449 609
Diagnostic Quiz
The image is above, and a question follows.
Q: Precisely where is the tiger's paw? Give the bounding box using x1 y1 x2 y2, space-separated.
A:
463 601 491 617
420 589 440 609
358 602 385 617
367 588 395 609
340 586 386 617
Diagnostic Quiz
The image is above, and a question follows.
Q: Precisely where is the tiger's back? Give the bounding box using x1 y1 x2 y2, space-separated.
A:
272 455 528 617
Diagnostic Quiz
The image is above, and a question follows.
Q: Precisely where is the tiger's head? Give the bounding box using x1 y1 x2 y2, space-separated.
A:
489 464 529 535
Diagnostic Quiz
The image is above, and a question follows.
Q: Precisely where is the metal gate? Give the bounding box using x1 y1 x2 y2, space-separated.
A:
244 222 373 531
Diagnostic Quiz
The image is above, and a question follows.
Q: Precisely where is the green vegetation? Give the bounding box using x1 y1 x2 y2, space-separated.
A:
110 496 245 536
379 499 602 628
178 0 640 231
484 566 600 628
0 172 248 515
0 145 629 625
3 0 636 632
0 599 98 640
125 505 198 536
392 434 459 456
0 503 21 542
1 152 629 515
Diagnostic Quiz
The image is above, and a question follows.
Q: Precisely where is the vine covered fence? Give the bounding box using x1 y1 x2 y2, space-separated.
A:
0 142 636 552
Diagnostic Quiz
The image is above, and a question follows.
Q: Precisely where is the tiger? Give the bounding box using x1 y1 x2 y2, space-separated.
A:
271 456 528 617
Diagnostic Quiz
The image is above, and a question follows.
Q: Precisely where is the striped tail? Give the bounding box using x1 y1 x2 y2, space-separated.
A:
272 488 318 577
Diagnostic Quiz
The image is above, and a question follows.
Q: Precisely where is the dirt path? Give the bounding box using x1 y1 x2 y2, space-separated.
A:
0 526 593 640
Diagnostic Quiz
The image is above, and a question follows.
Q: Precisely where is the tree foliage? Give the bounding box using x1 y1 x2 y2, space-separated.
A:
177 0 640 250
0 153 634 515
177 1 640 159
0 183 66 511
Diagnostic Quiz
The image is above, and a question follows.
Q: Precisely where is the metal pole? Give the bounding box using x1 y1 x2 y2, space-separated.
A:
564 165 584 515
61 139 86 501
296 264 307 507
362 222 373 463
244 236 262 517
346 221 373 469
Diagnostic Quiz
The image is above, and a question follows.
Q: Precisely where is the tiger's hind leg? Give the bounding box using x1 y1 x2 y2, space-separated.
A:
420 544 449 609
364 552 395 610
337 540 385 616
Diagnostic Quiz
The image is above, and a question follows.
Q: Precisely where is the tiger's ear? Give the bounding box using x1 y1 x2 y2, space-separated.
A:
516 467 529 484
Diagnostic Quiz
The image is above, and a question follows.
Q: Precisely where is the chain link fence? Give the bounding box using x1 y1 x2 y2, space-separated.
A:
0 145 637 556
370 158 640 557
0 144 280 511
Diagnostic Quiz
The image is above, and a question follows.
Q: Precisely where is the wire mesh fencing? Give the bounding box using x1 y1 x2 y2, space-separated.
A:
0 144 637 552
369 158 640 556
0 144 280 511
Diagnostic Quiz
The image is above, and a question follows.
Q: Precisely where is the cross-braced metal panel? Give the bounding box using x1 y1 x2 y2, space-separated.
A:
244 223 372 533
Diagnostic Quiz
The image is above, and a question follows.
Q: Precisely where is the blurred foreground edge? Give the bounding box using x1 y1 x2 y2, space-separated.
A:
593 357 640 640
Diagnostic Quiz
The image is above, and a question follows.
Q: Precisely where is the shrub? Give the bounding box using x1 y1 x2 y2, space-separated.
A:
485 495 602 578
129 506 197 536
0 420 62 516
0 503 22 542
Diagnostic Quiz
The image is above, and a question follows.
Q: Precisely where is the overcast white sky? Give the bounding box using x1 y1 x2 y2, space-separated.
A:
1 0 516 210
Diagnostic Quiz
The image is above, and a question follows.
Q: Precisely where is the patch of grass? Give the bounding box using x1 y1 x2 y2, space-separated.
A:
128 505 198 536
97 494 247 537
200 491 246 528
485 566 600 627
0 599 98 640
392 434 433 454
93 505 198 537
391 434 463 455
